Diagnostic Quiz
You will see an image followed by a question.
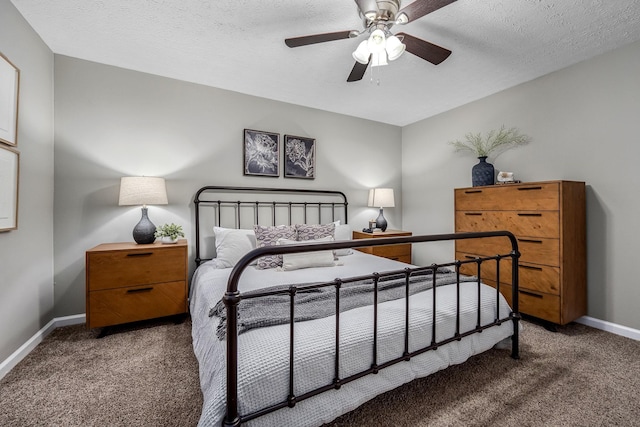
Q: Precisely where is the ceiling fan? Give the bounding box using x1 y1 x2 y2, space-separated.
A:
284 0 456 82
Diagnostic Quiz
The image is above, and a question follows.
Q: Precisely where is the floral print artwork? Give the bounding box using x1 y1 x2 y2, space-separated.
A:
244 129 279 177
285 135 315 179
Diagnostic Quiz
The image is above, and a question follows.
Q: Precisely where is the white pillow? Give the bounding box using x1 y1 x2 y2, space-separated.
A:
212 227 256 269
333 222 353 256
277 236 335 271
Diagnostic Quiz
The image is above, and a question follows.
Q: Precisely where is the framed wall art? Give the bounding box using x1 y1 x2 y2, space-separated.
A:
284 135 315 179
0 52 20 147
0 144 19 231
243 129 280 177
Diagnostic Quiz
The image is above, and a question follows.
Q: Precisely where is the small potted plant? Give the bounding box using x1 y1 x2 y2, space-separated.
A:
154 223 185 244
449 125 530 187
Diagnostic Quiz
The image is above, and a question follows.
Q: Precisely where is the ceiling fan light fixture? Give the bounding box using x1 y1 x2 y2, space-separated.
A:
395 12 409 24
371 51 388 67
352 40 371 64
385 35 405 61
367 29 386 53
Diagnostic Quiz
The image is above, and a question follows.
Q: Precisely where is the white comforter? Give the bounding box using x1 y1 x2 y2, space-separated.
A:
190 251 514 427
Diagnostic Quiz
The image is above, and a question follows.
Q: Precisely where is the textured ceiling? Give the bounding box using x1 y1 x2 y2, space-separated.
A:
10 0 640 126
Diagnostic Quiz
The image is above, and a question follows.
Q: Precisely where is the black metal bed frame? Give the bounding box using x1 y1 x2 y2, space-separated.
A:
194 186 348 266
193 186 521 427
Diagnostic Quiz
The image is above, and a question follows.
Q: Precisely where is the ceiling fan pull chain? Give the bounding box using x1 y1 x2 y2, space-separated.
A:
369 64 380 86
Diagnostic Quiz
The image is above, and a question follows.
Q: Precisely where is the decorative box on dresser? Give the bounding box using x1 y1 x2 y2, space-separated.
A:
454 181 586 325
352 229 412 263
86 240 188 329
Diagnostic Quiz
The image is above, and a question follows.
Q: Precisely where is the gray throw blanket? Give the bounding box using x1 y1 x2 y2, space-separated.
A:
210 268 478 340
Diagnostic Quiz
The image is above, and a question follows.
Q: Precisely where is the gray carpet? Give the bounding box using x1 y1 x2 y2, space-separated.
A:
1 317 639 426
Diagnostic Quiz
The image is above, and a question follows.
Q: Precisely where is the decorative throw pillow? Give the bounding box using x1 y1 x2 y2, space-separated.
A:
253 224 297 269
212 227 256 269
295 223 335 241
277 236 335 271
333 223 353 256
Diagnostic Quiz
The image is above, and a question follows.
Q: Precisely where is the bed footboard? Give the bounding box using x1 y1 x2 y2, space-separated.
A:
221 231 520 427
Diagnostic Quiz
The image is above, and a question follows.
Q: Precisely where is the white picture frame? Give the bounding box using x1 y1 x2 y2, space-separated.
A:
0 52 20 147
0 144 19 231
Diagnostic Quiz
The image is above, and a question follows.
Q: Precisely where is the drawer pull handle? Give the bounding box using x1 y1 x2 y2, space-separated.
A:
464 255 477 260
520 290 543 299
127 252 153 257
517 186 543 191
464 212 483 216
464 190 482 194
518 238 543 244
517 213 542 217
126 287 153 294
520 265 543 271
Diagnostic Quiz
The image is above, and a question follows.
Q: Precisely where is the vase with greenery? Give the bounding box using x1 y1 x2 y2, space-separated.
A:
449 126 530 187
154 223 185 243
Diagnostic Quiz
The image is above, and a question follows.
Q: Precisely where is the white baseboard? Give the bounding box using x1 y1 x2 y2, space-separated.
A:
0 314 85 381
575 316 640 341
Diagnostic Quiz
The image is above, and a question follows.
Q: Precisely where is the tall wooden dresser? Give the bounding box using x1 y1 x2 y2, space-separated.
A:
454 181 586 325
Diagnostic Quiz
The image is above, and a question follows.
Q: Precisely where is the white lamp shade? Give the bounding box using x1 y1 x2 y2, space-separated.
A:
385 35 405 61
352 40 371 64
118 176 168 206
368 188 395 208
367 29 386 53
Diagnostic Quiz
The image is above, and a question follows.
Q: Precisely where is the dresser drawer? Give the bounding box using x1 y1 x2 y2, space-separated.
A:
455 182 559 211
87 247 186 291
455 211 559 238
456 236 559 267
358 244 411 263
88 280 187 328
483 279 560 324
457 252 560 295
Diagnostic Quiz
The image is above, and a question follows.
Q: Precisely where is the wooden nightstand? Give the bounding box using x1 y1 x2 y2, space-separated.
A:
85 240 188 329
352 229 412 263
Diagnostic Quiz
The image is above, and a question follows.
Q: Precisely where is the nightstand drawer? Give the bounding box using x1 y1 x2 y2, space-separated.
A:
88 280 187 328
352 229 413 263
360 244 411 262
87 247 186 291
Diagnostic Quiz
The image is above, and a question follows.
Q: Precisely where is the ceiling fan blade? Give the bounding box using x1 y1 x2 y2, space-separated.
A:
347 59 370 82
398 0 457 23
285 31 354 48
397 32 451 65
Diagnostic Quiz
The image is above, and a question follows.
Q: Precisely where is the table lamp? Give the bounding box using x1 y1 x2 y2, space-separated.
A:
367 188 395 232
118 176 168 244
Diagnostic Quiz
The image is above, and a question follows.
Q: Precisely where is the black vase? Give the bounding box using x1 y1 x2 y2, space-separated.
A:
132 207 157 244
472 156 495 187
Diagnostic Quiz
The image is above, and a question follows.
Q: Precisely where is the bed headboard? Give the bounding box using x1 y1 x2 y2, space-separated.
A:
194 186 348 265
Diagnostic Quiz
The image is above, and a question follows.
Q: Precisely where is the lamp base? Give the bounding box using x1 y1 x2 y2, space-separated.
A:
133 207 156 244
375 208 388 232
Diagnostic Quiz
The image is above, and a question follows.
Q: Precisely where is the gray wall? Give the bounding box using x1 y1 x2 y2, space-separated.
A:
0 0 55 362
402 40 640 330
53 56 403 316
